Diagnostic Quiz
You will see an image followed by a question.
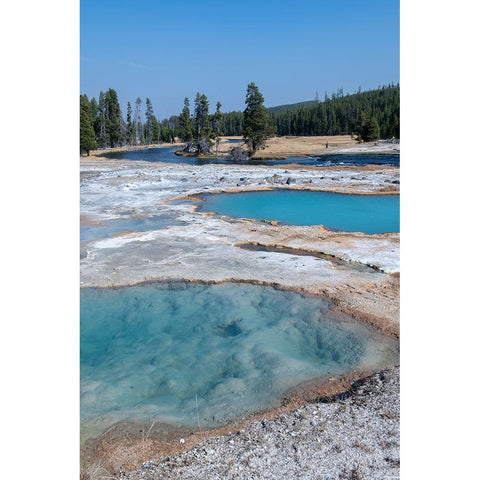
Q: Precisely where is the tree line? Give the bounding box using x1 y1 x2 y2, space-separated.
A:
221 84 399 141
80 88 177 155
272 84 399 140
80 83 273 156
80 83 399 155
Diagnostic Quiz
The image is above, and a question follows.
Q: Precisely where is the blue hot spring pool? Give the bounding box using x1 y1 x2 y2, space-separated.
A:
197 190 399 233
81 282 398 438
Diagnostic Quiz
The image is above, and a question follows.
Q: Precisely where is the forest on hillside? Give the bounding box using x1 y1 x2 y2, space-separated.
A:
272 85 399 138
80 84 399 155
222 85 399 138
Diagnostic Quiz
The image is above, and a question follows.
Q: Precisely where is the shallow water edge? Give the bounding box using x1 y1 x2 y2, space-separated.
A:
81 366 398 474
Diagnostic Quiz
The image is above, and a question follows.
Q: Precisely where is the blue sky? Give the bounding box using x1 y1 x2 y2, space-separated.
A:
81 0 399 119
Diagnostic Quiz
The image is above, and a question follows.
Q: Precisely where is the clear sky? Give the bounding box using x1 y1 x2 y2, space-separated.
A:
81 0 399 120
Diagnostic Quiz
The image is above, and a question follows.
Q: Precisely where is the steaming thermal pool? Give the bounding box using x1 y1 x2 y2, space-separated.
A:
81 282 398 439
198 190 399 233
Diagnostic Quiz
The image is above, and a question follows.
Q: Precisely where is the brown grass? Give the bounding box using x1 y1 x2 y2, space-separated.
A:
216 135 357 158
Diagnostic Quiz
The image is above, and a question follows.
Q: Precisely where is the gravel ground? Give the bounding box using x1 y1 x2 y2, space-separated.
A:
118 367 399 480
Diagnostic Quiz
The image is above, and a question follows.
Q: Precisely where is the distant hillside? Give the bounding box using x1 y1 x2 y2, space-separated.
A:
268 100 318 115
272 85 399 138
223 84 399 139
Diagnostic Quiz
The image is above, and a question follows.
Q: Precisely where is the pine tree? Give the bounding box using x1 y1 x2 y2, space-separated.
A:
134 97 143 145
145 98 154 145
193 93 211 141
105 88 122 147
212 101 223 153
80 95 96 155
89 96 99 143
361 116 381 142
243 82 273 154
126 102 135 145
89 97 98 126
152 116 160 143
177 98 194 142
97 91 108 148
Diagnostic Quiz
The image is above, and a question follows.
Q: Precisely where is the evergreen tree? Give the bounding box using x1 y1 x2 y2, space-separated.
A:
243 82 273 154
89 96 99 143
160 126 174 143
126 102 135 145
89 97 98 126
361 116 381 142
152 116 160 143
212 101 223 153
80 94 96 155
177 98 194 141
105 88 122 147
193 93 211 140
134 97 143 144
145 98 155 145
97 91 108 148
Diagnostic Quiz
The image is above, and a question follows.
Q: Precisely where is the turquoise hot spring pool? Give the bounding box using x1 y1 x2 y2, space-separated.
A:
197 190 399 233
81 282 398 438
